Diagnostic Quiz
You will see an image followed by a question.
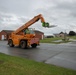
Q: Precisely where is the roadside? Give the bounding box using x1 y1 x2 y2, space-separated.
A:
0 53 76 75
0 41 76 70
40 36 76 44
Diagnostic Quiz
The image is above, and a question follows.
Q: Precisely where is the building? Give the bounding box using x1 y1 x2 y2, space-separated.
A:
54 32 66 37
0 30 14 40
0 30 44 40
34 30 44 40
45 34 55 38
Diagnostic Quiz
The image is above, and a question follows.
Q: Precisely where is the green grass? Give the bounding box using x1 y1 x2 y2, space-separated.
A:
69 36 76 39
40 37 71 44
40 37 61 43
40 36 76 44
0 53 76 75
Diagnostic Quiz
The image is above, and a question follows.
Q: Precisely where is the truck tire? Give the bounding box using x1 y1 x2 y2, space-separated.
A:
31 44 37 48
20 41 27 49
8 40 14 47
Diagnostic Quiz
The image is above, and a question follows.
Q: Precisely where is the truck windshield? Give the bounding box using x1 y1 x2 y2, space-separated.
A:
29 28 35 34
23 28 35 34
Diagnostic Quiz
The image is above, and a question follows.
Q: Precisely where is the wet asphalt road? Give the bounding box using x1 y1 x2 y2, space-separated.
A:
0 41 76 70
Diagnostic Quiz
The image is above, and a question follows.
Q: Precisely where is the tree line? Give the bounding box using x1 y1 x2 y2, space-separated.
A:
68 31 76 36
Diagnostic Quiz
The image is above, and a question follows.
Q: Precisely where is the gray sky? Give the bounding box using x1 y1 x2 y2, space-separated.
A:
0 0 76 35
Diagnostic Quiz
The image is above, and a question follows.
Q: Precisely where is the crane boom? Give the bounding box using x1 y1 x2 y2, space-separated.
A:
14 14 46 34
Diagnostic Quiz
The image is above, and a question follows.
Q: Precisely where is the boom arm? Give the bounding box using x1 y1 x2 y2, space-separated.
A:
14 14 49 34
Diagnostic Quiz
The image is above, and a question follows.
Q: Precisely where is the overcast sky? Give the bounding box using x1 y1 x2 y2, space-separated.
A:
0 0 76 35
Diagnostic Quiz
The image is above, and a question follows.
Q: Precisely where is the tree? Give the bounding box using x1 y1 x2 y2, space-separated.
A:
69 31 76 36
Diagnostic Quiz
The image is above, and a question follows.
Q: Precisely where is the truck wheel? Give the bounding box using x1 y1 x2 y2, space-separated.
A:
8 40 14 47
31 44 37 48
20 41 27 49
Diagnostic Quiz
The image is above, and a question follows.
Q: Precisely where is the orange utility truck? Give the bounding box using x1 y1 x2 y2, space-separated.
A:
8 14 50 48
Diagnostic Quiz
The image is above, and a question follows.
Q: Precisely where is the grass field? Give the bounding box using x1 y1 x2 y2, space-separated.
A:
40 36 76 44
69 36 76 39
40 37 70 44
0 53 76 75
